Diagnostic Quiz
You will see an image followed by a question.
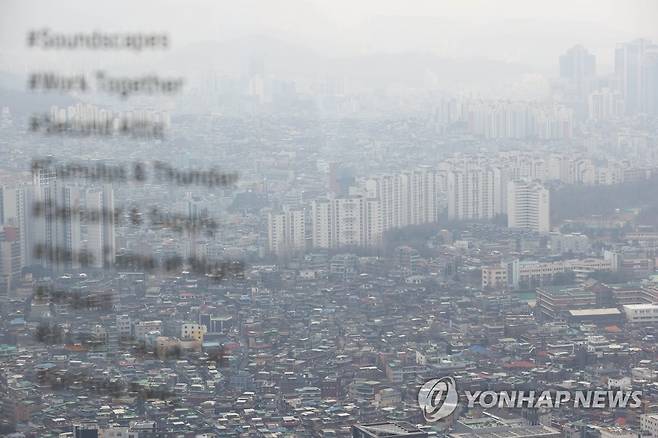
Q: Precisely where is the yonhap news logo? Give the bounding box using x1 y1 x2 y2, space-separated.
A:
418 376 459 422
418 377 642 422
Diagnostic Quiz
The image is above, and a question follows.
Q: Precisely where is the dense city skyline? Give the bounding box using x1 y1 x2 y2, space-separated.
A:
2 2 658 437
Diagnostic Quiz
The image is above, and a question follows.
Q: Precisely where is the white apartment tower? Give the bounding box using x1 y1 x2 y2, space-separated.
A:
28 169 115 271
267 207 306 256
0 226 21 296
0 185 35 267
507 180 550 233
447 166 507 220
311 196 382 249
365 167 441 229
32 183 83 271
83 186 116 268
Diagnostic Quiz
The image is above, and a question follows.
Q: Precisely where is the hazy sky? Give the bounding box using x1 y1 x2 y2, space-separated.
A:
1 0 657 74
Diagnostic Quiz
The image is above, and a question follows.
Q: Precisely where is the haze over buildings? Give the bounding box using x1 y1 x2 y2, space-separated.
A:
1 1 658 437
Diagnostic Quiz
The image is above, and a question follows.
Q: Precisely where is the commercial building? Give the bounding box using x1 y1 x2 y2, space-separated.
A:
449 426 560 438
482 265 509 289
622 304 658 324
567 308 623 325
352 422 428 438
482 257 614 290
536 285 597 319
181 322 207 341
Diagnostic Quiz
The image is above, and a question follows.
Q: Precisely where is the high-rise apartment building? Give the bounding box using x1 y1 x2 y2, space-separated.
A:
0 185 34 267
560 45 596 89
447 167 507 220
365 167 441 229
83 186 116 268
461 100 573 139
26 169 116 271
267 207 306 256
645 47 658 116
615 39 658 115
331 196 367 248
588 87 624 120
559 45 597 116
311 196 382 249
0 226 21 298
32 182 83 271
507 180 550 233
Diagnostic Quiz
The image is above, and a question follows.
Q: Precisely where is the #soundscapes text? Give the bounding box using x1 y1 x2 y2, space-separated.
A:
27 29 169 51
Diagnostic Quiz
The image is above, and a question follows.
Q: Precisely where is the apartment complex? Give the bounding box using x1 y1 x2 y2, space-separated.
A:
1 180 116 273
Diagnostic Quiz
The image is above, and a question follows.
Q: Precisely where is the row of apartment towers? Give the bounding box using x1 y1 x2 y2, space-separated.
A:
0 168 115 276
268 167 549 255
